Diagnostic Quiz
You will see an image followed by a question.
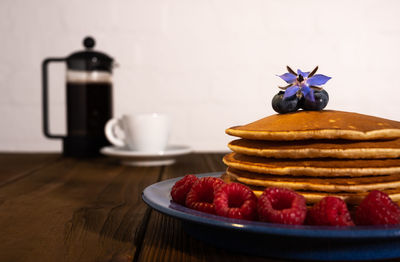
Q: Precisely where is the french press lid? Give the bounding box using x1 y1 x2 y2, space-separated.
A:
66 37 113 72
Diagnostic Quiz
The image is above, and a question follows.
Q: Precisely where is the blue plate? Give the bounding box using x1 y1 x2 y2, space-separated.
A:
142 172 400 261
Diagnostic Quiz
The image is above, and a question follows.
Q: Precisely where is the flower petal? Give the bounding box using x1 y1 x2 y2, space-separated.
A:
283 85 299 99
277 73 297 84
307 74 331 86
297 69 309 78
301 84 315 102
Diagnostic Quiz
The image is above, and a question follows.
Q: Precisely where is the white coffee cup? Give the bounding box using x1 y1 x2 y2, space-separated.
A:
105 113 170 152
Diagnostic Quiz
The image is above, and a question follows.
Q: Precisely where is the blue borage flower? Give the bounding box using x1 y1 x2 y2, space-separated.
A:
277 66 331 102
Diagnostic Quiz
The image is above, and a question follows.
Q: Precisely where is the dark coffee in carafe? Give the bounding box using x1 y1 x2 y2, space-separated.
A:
66 82 112 137
42 37 115 157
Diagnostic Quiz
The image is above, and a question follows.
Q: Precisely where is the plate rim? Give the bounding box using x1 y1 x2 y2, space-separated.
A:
142 172 400 239
101 144 192 157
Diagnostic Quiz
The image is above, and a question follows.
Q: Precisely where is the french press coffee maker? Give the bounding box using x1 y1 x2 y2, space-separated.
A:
42 37 114 157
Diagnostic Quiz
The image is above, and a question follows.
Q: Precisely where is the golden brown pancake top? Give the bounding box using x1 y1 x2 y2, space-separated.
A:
226 110 400 141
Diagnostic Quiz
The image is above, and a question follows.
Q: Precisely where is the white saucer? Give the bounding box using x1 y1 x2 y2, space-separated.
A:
100 145 192 166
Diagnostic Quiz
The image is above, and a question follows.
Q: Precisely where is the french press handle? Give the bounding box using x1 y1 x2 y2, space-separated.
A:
42 57 66 139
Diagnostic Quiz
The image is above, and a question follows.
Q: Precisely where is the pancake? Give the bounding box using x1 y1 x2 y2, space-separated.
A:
226 110 400 141
226 167 400 193
221 173 400 205
223 152 400 177
228 138 400 159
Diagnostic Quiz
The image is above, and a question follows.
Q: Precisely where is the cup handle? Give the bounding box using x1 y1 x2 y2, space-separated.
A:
105 118 125 147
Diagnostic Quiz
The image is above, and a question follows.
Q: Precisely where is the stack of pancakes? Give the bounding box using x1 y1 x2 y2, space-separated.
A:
222 110 400 205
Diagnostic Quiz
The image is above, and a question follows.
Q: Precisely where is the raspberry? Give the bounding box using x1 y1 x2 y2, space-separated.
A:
170 174 198 205
355 190 400 225
307 197 354 226
185 177 225 214
257 187 307 225
214 183 258 220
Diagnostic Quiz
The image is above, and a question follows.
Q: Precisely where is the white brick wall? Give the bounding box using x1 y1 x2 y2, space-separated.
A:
1 0 400 152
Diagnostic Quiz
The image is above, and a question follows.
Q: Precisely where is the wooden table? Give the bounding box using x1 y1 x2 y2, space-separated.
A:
0 153 285 262
3 153 400 262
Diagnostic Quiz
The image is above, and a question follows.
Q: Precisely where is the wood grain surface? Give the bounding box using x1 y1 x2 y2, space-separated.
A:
0 154 160 262
0 153 60 186
3 153 384 262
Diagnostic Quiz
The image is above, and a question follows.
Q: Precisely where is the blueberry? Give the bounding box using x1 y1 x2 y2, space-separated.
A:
302 89 329 111
272 91 302 114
